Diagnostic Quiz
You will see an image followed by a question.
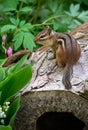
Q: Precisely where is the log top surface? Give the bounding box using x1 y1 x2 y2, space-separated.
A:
22 39 88 96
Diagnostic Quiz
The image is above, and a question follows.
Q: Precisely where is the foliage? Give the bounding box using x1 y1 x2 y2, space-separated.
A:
0 55 32 129
1 18 36 51
0 0 88 57
0 125 12 130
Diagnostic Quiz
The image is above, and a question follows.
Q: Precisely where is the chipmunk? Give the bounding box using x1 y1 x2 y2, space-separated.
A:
34 26 81 89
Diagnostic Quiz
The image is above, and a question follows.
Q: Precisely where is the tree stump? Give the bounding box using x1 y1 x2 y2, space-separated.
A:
13 23 88 130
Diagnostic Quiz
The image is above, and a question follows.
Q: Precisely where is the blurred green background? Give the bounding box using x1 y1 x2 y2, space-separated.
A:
0 0 88 58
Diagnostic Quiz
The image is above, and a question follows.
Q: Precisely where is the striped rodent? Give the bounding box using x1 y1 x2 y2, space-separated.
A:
34 26 81 89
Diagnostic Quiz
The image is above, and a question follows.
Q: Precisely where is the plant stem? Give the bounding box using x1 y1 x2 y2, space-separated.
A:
13 29 20 37
2 44 7 54
17 1 23 19
42 15 65 24
30 0 41 23
33 22 52 27
33 15 65 27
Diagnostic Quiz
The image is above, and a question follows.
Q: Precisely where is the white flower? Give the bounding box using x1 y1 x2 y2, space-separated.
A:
0 107 2 112
0 111 5 118
0 119 5 125
3 114 6 118
4 106 9 112
5 102 10 106
3 101 10 112
4 108 8 112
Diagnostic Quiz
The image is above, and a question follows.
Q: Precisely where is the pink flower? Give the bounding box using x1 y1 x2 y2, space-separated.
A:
7 47 13 57
2 34 7 44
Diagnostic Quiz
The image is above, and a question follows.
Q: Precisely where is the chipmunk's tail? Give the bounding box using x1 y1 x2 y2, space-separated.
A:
62 64 73 89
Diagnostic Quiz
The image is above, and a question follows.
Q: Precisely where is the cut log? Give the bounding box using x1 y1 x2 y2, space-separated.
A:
6 23 88 130
15 91 88 130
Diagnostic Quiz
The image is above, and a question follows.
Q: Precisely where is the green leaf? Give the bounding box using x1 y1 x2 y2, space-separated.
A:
53 21 68 32
19 20 26 27
65 4 80 17
23 32 36 50
47 0 59 13
0 125 12 130
64 11 72 16
20 23 33 31
5 97 20 126
14 32 24 51
9 18 19 26
0 67 6 81
2 0 18 12
20 6 32 13
78 11 88 22
73 19 81 26
0 59 6 66
70 4 80 13
0 64 32 105
14 30 35 51
11 55 28 72
1 25 16 33
70 4 80 16
68 21 78 30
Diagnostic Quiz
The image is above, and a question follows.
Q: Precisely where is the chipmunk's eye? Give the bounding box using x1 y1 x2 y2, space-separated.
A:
40 34 46 39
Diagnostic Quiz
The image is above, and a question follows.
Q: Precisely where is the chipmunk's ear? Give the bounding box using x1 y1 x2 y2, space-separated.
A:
46 26 51 30
46 25 50 29
46 26 54 36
